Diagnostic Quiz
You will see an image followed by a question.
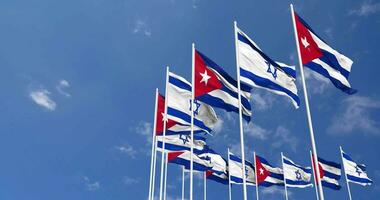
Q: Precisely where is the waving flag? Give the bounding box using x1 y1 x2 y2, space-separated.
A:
167 151 212 172
293 12 357 94
194 49 252 121
236 26 300 108
198 147 227 175
228 152 256 185
206 170 229 185
156 94 203 135
341 149 373 186
255 155 284 187
312 156 342 190
167 72 218 134
283 155 313 188
156 134 206 153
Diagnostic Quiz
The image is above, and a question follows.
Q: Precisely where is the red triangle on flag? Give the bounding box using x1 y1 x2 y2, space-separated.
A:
311 155 325 183
206 170 213 177
255 156 270 184
167 151 184 161
194 50 222 97
156 94 177 135
294 12 323 64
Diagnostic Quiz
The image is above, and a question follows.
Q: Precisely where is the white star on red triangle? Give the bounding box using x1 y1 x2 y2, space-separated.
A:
301 36 310 48
200 70 211 85
259 168 264 175
161 113 168 122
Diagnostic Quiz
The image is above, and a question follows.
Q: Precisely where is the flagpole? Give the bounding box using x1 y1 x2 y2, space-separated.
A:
340 146 353 200
159 66 170 200
228 148 232 200
281 152 289 200
152 135 158 200
310 150 320 200
290 4 324 200
204 172 207 200
182 166 185 200
254 151 259 200
149 88 159 200
234 20 248 200
164 153 168 200
190 42 195 200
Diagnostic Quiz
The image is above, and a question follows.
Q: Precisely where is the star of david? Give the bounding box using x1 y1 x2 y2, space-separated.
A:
295 170 302 180
265 60 277 79
189 99 201 116
245 166 249 178
179 134 190 144
355 165 362 176
204 155 212 164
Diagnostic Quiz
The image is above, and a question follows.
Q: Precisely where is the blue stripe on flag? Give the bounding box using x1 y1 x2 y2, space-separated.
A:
322 180 341 190
260 181 284 187
347 174 373 184
286 179 311 186
167 107 212 133
169 76 191 91
320 49 350 79
318 157 341 169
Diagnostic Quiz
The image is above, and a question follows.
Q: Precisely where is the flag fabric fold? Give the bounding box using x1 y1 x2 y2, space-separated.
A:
255 155 284 187
341 150 373 186
313 156 342 190
293 12 357 94
156 134 206 153
236 26 300 108
283 155 313 188
228 152 256 185
194 49 252 121
167 151 213 172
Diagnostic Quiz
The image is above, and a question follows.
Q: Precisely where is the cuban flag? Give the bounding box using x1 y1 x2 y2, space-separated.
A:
156 134 206 153
312 156 342 190
293 12 357 94
206 170 229 185
167 72 218 134
255 155 284 187
236 26 300 108
167 151 213 172
228 152 256 185
341 149 373 186
156 94 203 135
194 49 252 121
282 155 313 188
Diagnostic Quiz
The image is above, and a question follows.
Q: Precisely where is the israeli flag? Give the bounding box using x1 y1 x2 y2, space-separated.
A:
167 72 218 134
168 151 212 172
236 27 300 108
283 155 313 188
156 134 206 153
341 149 373 186
228 152 255 185
198 147 227 175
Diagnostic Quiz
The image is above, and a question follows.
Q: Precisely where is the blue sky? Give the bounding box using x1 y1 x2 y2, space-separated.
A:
0 0 380 199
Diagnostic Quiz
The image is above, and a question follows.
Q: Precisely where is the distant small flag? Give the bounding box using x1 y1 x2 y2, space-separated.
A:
293 12 357 94
312 156 342 190
341 149 373 186
255 154 284 187
236 26 300 108
194 49 252 121
167 151 212 172
156 94 203 135
282 155 313 188
167 72 218 134
228 152 256 185
156 134 206 153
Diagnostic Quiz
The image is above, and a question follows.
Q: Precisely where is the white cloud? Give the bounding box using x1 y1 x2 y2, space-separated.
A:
251 92 275 111
328 96 380 135
115 144 137 158
244 122 270 140
83 176 100 191
261 186 291 198
123 176 139 185
132 19 152 37
56 79 71 97
349 1 380 16
303 68 330 94
136 121 153 143
271 126 298 152
29 89 57 111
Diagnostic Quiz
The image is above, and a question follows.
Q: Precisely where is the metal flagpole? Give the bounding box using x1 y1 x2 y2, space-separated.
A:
290 4 325 200
204 172 207 200
149 89 159 200
182 166 185 200
340 146 353 200
233 20 248 200
159 66 170 200
190 43 195 200
254 152 259 200
164 153 168 200
228 148 232 200
310 150 320 200
152 134 158 200
281 152 289 200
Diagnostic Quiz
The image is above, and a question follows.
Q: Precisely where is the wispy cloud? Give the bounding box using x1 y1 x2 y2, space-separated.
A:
328 96 380 135
83 176 100 191
251 92 275 111
136 121 153 143
56 79 71 97
123 176 139 185
349 1 380 17
132 19 152 37
115 144 137 158
244 122 270 140
261 186 291 198
303 68 330 94
29 89 57 111
271 126 298 152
